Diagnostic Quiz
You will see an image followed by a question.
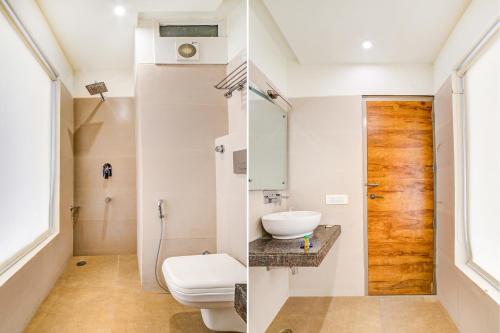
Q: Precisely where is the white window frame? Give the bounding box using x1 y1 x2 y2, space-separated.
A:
0 0 58 279
453 19 500 293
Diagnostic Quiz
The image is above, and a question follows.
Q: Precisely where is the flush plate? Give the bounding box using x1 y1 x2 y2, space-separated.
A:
233 149 247 174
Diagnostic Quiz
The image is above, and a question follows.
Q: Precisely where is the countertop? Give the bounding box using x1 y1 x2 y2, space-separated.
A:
249 225 341 267
234 283 247 322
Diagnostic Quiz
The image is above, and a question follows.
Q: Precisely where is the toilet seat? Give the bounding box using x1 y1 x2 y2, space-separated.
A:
163 253 246 304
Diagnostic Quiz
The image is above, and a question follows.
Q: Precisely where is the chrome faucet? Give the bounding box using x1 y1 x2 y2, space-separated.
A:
263 191 289 204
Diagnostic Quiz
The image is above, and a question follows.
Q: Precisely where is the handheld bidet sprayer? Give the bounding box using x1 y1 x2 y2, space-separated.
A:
157 200 165 219
155 199 169 293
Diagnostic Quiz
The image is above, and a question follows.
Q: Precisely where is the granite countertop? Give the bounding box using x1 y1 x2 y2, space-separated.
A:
249 225 341 267
234 283 247 322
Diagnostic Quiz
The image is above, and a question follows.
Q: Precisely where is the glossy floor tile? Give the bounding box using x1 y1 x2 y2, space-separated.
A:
267 296 458 333
24 255 218 333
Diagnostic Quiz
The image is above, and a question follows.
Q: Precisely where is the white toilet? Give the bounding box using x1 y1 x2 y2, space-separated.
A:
163 253 247 332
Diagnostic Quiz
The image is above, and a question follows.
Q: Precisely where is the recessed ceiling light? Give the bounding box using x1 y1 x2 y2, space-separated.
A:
113 5 126 16
362 40 373 49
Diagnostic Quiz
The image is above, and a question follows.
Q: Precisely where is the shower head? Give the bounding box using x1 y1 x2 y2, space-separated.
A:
85 82 108 101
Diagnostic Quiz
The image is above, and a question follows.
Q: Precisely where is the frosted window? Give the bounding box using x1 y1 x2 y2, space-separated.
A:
0 12 54 273
463 31 500 283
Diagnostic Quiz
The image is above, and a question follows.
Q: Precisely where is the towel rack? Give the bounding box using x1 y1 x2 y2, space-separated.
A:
214 61 247 98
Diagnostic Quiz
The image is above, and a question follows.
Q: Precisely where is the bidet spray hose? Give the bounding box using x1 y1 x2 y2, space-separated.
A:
155 200 169 293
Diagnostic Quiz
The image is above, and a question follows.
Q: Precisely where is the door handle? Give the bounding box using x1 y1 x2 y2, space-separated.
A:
369 193 384 199
366 182 379 187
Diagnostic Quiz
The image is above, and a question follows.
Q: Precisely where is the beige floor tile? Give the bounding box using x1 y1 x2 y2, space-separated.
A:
267 297 334 333
380 296 458 333
267 295 458 333
24 255 224 333
321 297 382 333
58 255 118 288
23 310 50 333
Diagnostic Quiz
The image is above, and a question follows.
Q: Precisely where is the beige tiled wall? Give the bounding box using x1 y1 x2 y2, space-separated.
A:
435 78 457 318
135 64 228 290
73 98 136 255
287 96 365 296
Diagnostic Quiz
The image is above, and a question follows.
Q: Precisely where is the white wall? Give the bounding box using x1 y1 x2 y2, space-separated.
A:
287 63 433 97
249 0 293 94
226 0 247 61
433 0 499 92
135 20 156 64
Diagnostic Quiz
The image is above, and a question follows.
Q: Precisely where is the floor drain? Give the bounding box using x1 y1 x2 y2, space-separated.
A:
279 330 293 333
76 261 87 267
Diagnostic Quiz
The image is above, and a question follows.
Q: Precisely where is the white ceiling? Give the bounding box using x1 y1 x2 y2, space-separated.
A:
36 0 225 71
263 0 470 64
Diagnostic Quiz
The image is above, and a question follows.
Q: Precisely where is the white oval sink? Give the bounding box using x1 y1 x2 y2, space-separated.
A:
262 211 321 239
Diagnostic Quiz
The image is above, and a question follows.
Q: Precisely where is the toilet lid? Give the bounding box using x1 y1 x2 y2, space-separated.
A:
163 253 246 293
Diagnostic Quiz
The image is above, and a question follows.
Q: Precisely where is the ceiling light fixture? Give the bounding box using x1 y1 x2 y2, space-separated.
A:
362 40 373 49
113 5 126 16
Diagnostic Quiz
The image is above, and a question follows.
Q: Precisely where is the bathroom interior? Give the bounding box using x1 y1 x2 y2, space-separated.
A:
0 0 499 332
248 0 499 332
0 0 247 332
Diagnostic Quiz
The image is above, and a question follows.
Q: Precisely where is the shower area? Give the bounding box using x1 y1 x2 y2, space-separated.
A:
72 91 137 255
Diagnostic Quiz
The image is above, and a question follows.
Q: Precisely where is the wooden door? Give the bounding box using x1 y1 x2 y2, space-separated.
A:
366 100 434 295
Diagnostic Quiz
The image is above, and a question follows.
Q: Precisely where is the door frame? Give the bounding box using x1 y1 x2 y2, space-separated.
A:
362 95 436 295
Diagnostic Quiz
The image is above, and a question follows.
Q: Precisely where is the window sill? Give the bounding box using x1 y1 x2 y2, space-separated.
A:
456 260 500 305
0 231 59 287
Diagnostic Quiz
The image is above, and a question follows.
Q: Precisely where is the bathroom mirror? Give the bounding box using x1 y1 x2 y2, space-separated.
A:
249 85 287 190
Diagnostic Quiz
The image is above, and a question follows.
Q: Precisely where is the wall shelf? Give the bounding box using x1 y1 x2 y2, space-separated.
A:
249 225 341 267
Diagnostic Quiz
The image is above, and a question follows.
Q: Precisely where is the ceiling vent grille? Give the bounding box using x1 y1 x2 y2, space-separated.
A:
159 25 218 38
153 22 227 64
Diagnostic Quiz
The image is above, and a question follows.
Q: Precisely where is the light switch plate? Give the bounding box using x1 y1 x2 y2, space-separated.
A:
326 194 349 205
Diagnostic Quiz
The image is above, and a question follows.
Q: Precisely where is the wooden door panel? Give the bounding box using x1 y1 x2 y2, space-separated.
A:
368 149 434 179
367 100 434 295
368 130 434 148
369 241 434 295
368 211 434 243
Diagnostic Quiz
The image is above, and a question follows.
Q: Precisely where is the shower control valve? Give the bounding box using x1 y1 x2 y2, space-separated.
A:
103 163 112 179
